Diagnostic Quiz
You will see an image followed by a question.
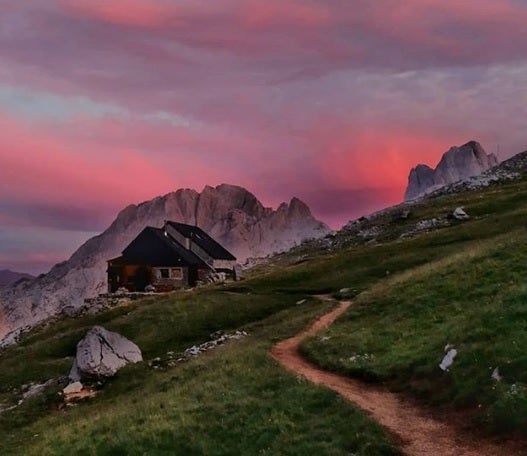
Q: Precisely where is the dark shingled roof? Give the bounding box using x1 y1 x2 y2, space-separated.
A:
166 221 236 261
121 227 207 267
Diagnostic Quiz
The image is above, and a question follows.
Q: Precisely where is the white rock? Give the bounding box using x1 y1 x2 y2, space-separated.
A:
233 264 245 281
63 382 83 395
172 331 249 364
68 359 81 382
184 346 201 357
453 207 470 220
491 367 502 382
70 326 142 379
415 218 440 231
439 348 458 371
22 379 55 400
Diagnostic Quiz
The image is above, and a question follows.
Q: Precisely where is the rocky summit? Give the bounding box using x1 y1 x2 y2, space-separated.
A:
405 141 498 201
0 184 329 346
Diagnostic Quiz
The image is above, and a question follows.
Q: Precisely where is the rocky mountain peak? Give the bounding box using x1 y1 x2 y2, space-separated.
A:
0 184 329 346
287 197 312 218
405 141 498 201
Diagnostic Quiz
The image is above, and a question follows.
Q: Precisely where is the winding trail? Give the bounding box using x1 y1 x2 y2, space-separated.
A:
272 301 522 456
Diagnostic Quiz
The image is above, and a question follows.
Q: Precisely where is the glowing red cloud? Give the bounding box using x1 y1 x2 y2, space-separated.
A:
0 112 279 217
60 0 177 27
317 127 455 198
0 114 177 208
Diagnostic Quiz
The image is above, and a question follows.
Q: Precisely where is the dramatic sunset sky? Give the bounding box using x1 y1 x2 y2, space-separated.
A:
1 1 526 273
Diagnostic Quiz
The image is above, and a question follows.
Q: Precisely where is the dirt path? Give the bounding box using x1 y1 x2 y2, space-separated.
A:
272 301 522 456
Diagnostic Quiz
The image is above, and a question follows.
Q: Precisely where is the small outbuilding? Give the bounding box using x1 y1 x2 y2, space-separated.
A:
107 222 237 293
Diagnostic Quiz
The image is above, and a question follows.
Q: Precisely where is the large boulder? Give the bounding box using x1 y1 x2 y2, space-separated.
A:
69 326 142 380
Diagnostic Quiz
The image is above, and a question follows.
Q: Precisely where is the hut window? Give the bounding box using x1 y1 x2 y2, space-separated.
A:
159 268 170 279
170 268 183 279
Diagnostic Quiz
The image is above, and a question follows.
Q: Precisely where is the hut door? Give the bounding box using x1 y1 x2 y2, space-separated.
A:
108 265 122 293
134 266 151 292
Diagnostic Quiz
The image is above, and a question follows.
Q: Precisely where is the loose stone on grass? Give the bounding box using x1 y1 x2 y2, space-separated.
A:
148 330 249 369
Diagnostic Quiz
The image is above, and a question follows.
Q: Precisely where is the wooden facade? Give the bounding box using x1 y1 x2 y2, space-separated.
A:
107 262 196 293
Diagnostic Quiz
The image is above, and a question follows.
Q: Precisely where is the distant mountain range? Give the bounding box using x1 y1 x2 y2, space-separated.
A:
0 184 329 346
405 141 498 201
0 270 34 287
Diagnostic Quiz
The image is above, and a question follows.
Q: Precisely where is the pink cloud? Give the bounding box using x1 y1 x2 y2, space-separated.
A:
53 0 527 72
0 111 289 220
59 0 178 27
2 0 527 124
345 0 527 64
240 0 331 28
315 125 455 199
0 114 176 209
60 0 332 29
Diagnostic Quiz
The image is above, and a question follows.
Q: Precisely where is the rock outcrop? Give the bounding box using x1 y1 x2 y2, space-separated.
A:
405 141 498 201
0 184 329 346
69 326 142 380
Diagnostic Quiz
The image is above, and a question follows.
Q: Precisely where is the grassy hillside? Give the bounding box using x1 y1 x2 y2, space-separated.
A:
249 175 527 439
0 291 400 455
299 180 527 438
2 174 527 453
303 230 527 434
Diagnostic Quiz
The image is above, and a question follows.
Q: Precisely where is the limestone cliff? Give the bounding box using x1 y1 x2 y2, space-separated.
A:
405 141 498 201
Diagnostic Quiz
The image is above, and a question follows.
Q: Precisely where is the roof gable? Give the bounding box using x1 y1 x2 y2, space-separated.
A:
166 221 236 261
121 227 206 267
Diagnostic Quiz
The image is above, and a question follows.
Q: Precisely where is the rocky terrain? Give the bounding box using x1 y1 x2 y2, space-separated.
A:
424 150 527 198
405 141 499 200
0 270 33 287
0 184 329 346
281 147 527 265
